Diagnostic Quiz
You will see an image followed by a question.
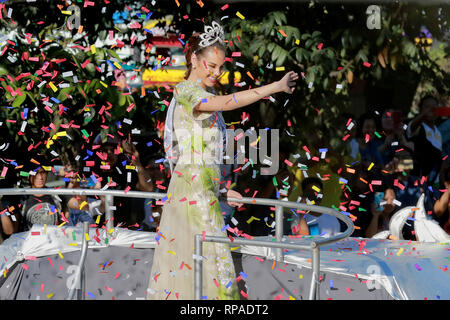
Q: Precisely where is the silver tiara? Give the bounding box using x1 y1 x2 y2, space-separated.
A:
198 21 225 48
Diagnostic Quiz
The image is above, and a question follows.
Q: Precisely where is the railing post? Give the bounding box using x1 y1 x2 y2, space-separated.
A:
105 194 114 231
194 234 203 300
308 242 320 300
67 221 89 300
275 205 284 262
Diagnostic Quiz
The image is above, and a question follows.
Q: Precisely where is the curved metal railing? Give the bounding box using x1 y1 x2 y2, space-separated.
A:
0 188 354 300
195 196 354 300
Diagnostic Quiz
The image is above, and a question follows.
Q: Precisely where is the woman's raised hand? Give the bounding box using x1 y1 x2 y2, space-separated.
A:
277 71 299 94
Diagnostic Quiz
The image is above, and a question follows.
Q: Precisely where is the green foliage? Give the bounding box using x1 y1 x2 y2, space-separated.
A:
221 2 448 159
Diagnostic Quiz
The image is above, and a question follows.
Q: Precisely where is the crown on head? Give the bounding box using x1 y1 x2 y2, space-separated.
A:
199 21 225 48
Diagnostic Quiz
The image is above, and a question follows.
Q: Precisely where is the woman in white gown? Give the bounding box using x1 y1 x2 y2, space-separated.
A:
147 21 298 300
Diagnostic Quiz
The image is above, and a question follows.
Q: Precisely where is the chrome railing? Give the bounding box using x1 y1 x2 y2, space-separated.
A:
194 197 354 300
0 188 354 300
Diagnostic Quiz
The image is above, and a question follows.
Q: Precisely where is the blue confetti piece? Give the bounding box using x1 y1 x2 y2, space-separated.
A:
154 158 165 163
161 196 168 202
87 292 95 299
147 142 153 147
221 224 229 232
226 281 232 288
201 98 208 103
318 148 328 153
86 150 93 156
50 97 60 104
23 108 28 119
339 177 348 184
330 280 333 288
90 174 97 185
202 296 208 300
178 38 185 45
239 272 247 280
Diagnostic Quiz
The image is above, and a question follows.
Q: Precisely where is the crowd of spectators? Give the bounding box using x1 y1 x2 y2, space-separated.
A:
0 94 448 244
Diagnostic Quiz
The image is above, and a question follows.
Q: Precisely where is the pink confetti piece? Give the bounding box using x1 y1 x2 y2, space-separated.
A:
345 287 352 294
105 286 113 293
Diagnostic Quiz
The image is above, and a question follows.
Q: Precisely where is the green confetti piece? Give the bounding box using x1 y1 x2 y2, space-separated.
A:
19 171 29 177
81 129 89 138
273 176 278 187
374 131 382 138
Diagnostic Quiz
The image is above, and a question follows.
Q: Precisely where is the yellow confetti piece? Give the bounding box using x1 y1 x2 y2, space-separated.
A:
47 293 54 299
125 165 136 170
61 10 72 15
368 162 374 171
108 228 114 234
289 295 296 300
276 66 285 71
42 166 52 171
57 222 66 228
295 39 300 45
230 247 240 251
85 233 90 241
58 251 63 259
100 80 108 88
299 274 303 279
113 62 122 69
49 82 58 92
312 185 321 192
236 11 245 19
90 45 96 54
397 248 404 256
44 224 47 234
96 215 101 224
168 250 176 256
79 201 88 210
68 243 78 246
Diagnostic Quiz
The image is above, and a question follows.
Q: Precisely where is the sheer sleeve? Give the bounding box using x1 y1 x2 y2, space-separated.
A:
174 81 215 121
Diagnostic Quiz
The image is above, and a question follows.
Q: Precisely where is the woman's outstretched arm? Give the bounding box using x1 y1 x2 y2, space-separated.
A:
194 71 298 114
